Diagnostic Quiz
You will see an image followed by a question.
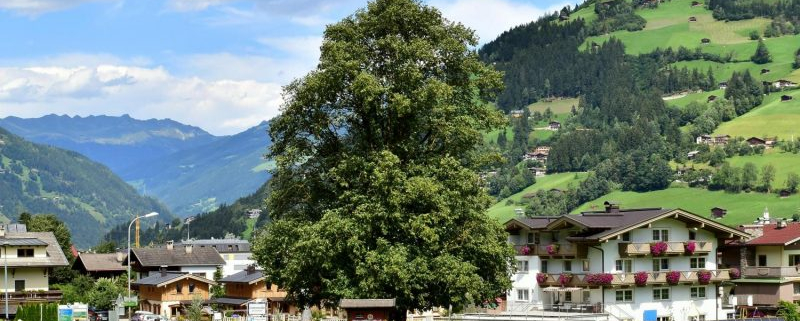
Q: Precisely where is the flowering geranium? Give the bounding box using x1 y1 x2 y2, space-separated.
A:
666 271 681 285
536 273 548 285
585 273 614 286
651 241 669 256
685 241 697 255
558 273 573 287
546 244 559 255
634 271 648 286
697 270 712 284
730 267 741 279
521 245 531 255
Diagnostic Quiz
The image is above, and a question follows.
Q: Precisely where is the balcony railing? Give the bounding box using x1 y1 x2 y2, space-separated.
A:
513 244 585 258
1 290 63 303
537 270 731 287
618 241 712 257
741 266 800 278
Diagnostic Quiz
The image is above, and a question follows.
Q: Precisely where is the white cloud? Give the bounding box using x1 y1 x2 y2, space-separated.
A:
0 0 113 16
0 64 283 135
430 0 569 44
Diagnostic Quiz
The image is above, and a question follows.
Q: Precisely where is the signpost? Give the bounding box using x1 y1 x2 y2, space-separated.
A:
58 306 73 321
248 301 267 321
72 304 89 321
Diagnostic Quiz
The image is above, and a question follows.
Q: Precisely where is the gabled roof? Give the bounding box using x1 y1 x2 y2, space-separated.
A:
0 231 68 268
746 223 800 245
73 253 126 272
127 246 225 267
179 239 251 253
504 217 560 231
133 272 216 287
219 269 265 284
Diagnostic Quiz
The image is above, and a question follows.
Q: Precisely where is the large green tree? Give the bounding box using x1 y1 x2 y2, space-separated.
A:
252 0 513 317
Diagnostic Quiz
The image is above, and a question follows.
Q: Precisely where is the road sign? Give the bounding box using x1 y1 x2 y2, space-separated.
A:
248 302 267 316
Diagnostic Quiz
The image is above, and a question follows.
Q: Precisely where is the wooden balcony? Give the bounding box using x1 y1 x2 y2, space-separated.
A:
618 241 712 257
741 266 800 278
537 270 731 287
2 290 62 303
513 243 586 258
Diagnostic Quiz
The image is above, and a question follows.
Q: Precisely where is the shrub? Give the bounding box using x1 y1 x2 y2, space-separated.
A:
697 270 712 284
634 271 648 286
730 267 741 279
586 273 614 286
536 273 548 285
651 241 669 256
546 244 559 255
666 271 681 285
685 241 697 255
558 273 573 287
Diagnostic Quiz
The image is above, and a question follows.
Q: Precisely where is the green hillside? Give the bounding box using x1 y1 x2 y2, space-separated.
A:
487 172 588 222
0 127 172 247
571 186 797 226
714 89 800 139
727 150 800 187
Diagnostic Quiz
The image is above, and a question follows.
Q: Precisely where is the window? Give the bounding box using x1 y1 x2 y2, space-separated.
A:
516 260 529 273
582 290 591 303
688 230 697 241
176 283 182 293
794 283 800 295
552 232 559 242
652 229 669 241
689 316 706 321
691 287 706 298
615 290 633 302
188 283 196 293
17 249 33 258
657 317 671 321
758 255 767 266
621 232 630 242
791 255 800 266
564 260 572 272
516 289 529 301
653 288 670 300
652 258 669 271
565 292 572 302
541 260 548 273
616 259 632 273
690 258 705 269
527 232 534 244
14 280 24 292
582 260 590 271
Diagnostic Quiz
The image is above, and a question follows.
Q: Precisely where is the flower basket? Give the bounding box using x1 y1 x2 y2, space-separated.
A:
730 267 741 279
697 270 712 284
558 273 573 287
536 273 547 285
666 271 681 285
634 271 648 286
651 241 669 256
585 273 614 286
521 245 531 255
685 241 697 255
546 244 559 255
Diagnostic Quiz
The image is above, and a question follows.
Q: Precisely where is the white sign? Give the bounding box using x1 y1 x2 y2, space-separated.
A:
248 302 267 316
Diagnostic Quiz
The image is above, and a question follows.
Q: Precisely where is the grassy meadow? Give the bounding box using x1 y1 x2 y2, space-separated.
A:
714 89 800 139
487 172 588 222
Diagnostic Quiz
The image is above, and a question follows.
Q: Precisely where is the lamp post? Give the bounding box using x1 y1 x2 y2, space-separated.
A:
127 212 158 297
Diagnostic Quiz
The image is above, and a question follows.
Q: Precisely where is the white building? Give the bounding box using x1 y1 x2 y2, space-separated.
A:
504 202 750 321
127 240 225 280
180 238 255 276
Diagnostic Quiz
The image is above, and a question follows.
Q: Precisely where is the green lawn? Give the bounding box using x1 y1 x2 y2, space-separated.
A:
484 127 514 144
666 88 724 108
728 150 800 188
527 97 579 114
571 186 799 226
714 89 800 139
487 172 589 222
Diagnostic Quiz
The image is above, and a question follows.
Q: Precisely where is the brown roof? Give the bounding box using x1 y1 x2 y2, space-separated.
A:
339 299 396 309
505 217 560 231
133 272 216 287
746 223 800 245
73 253 126 272
127 246 225 267
0 231 69 268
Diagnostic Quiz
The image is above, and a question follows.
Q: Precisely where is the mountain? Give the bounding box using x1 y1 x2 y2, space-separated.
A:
0 114 217 173
119 121 272 216
0 126 173 247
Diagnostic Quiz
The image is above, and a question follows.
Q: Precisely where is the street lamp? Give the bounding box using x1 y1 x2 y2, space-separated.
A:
127 212 159 297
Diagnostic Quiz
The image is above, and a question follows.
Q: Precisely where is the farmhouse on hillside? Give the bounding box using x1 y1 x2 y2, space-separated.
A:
782 95 793 101
774 80 798 89
711 207 727 218
548 121 561 130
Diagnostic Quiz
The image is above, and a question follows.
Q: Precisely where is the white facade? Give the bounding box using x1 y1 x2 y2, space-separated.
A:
506 214 740 321
218 251 256 276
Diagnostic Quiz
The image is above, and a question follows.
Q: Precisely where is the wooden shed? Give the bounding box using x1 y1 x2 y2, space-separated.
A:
340 299 397 321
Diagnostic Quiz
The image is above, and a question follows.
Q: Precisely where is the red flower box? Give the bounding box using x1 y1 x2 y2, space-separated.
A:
536 273 547 285
585 273 614 286
546 244 559 255
666 271 681 285
558 273 573 287
697 270 712 284
521 245 531 255
651 241 669 256
634 271 648 286
685 241 697 255
730 267 741 279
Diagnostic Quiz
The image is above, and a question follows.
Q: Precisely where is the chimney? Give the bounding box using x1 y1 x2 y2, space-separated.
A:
116 252 125 262
246 265 256 275
778 218 788 228
160 266 168 277
185 244 193 254
604 201 620 213
0 225 6 238
166 240 174 250
763 207 770 221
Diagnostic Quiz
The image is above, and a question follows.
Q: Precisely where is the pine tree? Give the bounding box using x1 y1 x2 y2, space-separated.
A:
751 39 772 64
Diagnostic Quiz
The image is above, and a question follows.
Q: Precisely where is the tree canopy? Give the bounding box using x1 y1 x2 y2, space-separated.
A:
252 0 514 317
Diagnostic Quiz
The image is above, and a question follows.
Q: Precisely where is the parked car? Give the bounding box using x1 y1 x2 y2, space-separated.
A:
88 310 98 321
95 310 110 321
143 315 161 321
132 311 155 321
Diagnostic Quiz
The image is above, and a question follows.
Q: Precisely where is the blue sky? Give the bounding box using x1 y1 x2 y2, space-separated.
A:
0 0 571 135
